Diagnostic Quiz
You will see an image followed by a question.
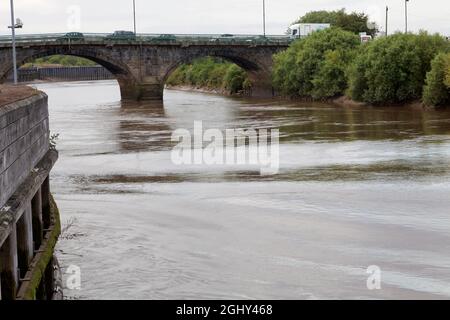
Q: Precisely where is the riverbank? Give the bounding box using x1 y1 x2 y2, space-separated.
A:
332 96 439 109
283 95 445 110
0 84 39 107
165 84 250 97
166 85 445 109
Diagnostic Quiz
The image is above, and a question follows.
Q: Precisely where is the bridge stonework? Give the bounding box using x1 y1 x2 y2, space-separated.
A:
0 43 287 101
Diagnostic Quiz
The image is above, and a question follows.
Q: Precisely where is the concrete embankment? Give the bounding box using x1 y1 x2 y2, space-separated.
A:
0 85 61 300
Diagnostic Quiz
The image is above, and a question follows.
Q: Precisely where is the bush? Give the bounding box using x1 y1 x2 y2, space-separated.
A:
166 65 188 85
348 32 450 104
423 53 450 106
272 27 360 99
166 57 250 94
445 58 450 88
223 65 247 93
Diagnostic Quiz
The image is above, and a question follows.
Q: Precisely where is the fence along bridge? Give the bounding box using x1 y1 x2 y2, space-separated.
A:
13 66 114 82
0 33 291 100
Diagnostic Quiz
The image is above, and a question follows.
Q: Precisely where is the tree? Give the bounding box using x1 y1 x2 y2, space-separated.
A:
224 65 247 93
423 53 450 106
295 9 377 36
272 27 360 99
445 54 450 88
348 32 450 104
166 57 250 94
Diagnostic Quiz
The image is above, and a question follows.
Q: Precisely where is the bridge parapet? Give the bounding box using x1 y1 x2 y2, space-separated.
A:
0 33 292 47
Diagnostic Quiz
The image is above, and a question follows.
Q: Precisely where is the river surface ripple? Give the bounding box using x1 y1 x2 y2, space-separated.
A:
32 80 450 300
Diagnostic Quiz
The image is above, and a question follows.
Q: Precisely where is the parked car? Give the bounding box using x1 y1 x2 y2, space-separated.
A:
58 32 85 41
106 31 136 41
151 34 177 43
210 34 236 43
245 35 269 45
255 35 270 43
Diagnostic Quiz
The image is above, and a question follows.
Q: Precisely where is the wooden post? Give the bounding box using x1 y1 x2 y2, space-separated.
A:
16 204 34 278
32 188 43 250
0 227 19 300
41 176 51 230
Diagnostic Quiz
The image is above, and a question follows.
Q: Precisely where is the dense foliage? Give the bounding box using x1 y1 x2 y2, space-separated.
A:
295 9 377 36
423 53 450 106
272 28 360 99
446 57 450 88
166 57 251 94
348 32 450 105
26 55 97 67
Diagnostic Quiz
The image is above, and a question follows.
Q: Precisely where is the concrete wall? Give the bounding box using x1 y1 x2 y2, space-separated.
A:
0 93 50 209
0 91 60 300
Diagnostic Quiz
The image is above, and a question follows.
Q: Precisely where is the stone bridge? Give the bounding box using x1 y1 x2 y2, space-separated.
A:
0 36 290 100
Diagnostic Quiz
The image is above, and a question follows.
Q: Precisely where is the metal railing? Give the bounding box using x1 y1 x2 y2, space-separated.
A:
8 66 115 82
0 33 292 46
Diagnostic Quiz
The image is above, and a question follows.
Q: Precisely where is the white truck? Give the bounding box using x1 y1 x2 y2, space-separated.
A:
288 23 331 39
359 32 373 43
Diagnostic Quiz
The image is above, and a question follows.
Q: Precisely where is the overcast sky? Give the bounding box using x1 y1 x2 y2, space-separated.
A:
1 0 449 36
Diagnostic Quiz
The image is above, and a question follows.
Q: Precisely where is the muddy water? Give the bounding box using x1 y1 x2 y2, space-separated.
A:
32 80 450 299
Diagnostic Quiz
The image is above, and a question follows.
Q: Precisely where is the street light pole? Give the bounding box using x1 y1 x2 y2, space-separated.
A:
133 0 137 34
405 0 409 33
385 6 389 36
9 0 18 84
262 0 266 37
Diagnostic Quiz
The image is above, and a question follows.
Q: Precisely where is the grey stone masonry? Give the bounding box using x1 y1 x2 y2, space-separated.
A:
0 42 288 100
0 91 58 300
0 93 50 209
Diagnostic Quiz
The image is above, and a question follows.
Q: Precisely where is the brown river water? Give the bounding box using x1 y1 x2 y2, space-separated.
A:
31 80 450 300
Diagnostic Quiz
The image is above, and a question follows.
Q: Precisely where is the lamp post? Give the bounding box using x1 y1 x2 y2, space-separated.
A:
8 0 23 85
262 0 266 37
133 0 137 34
405 0 409 33
385 6 389 36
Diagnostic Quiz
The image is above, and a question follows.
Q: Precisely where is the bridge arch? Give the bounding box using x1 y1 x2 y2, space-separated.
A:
163 54 261 81
161 51 274 98
0 47 140 100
